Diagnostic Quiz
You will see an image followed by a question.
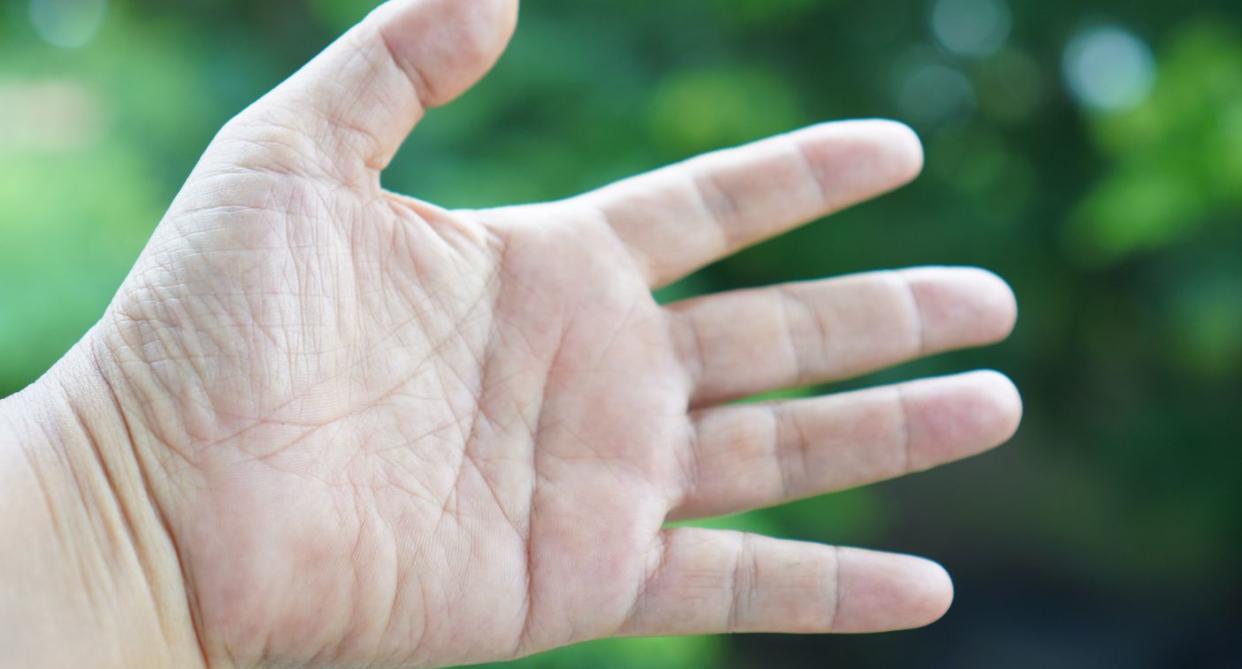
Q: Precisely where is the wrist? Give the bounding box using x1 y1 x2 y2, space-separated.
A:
0 340 206 668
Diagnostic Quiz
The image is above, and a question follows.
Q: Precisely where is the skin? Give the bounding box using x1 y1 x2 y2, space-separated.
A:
0 1 1022 667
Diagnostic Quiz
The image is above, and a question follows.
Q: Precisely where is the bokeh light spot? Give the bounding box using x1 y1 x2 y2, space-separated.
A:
29 0 108 49
0 80 104 152
931 0 1012 58
1063 25 1157 113
895 58 976 123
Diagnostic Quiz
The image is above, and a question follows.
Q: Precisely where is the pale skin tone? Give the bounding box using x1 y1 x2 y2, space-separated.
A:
0 1 1022 667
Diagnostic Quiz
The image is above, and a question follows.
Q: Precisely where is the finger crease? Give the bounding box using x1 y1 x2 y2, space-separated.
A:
375 23 434 112
786 134 830 208
829 545 843 631
678 416 704 513
894 384 914 474
678 311 709 403
773 286 806 387
687 169 736 258
769 405 796 501
895 271 928 356
727 534 753 632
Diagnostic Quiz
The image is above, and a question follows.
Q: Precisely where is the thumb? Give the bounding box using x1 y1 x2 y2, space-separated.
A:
217 0 518 178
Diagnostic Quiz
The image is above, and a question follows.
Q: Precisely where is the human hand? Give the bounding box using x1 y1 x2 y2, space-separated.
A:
0 1 1020 667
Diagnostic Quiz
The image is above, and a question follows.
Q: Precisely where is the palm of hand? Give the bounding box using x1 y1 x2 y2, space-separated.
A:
123 166 695 664
88 2 1021 667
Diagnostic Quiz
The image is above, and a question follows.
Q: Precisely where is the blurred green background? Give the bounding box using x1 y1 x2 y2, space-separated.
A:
2 0 1241 666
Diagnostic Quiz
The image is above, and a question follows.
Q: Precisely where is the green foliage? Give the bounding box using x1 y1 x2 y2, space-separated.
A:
648 67 803 154
1069 22 1242 265
478 635 723 669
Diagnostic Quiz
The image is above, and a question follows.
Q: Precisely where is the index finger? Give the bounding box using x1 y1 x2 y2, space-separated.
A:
568 120 924 288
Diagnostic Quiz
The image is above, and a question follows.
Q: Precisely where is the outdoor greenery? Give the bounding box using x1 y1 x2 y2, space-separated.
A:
2 0 1240 666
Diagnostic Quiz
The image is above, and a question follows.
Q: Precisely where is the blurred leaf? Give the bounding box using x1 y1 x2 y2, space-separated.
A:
1070 21 1242 265
647 67 803 154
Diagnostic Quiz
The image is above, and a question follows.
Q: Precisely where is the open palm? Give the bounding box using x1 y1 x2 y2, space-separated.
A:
88 1 1020 666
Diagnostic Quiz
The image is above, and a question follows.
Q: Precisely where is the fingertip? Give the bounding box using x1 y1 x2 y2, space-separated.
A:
376 0 520 107
906 266 1018 350
971 369 1024 445
900 370 1022 470
834 549 954 633
871 119 925 185
908 557 955 628
793 119 925 210
943 369 1024 445
967 267 1019 341
837 119 925 186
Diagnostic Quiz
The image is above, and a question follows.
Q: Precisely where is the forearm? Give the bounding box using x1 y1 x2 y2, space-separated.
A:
0 346 204 668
